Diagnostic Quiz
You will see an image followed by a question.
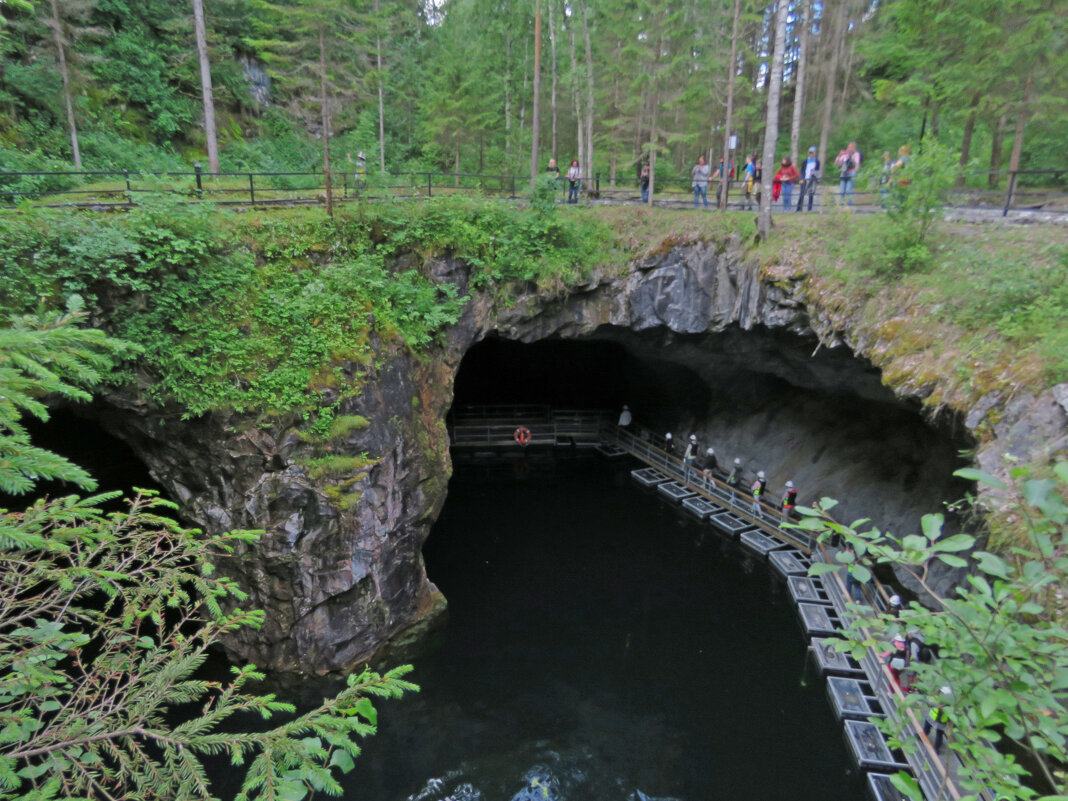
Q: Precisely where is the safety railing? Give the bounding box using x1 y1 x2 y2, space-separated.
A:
606 423 816 552
3 167 1066 218
448 407 611 446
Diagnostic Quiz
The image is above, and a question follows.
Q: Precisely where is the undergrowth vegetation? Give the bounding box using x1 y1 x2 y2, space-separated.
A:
769 212 1068 407
0 196 612 418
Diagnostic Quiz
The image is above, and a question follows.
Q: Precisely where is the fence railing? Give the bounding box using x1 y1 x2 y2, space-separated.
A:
2 167 1065 217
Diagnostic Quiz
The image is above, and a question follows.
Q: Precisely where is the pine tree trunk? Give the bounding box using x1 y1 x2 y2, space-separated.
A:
647 89 659 204
519 37 529 155
505 33 513 169
957 94 980 188
788 0 808 166
50 0 82 170
531 0 542 191
758 0 788 238
720 0 741 211
374 0 386 173
548 0 558 160
646 22 663 205
580 0 595 180
1008 74 1032 174
319 27 333 216
567 19 584 170
988 113 1006 189
816 0 845 173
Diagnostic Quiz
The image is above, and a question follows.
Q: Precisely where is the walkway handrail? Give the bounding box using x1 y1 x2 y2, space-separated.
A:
606 423 816 552
610 418 979 801
3 167 1066 218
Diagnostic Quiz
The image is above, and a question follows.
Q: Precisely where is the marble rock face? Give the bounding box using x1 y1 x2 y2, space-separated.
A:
97 239 1067 672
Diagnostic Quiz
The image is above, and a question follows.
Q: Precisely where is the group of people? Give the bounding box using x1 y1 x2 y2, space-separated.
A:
556 138 909 210
664 139 910 211
619 408 954 758
883 618 951 754
655 429 799 520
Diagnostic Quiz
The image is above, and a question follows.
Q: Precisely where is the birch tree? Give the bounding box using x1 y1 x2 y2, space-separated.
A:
758 0 787 238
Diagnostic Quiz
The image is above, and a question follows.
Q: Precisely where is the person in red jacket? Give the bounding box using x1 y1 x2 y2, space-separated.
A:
775 157 800 212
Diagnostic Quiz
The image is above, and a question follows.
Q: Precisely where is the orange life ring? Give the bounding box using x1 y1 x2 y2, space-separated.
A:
514 426 532 446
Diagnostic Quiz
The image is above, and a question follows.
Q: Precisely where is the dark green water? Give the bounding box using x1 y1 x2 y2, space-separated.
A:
343 454 864 801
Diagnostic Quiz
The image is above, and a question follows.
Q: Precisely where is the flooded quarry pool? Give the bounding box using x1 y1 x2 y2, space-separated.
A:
339 455 864 801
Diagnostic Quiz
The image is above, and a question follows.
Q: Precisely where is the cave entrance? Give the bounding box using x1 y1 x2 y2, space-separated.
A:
451 326 971 534
373 325 974 801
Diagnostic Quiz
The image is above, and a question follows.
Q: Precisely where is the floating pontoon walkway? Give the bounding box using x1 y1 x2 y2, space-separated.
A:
447 408 989 801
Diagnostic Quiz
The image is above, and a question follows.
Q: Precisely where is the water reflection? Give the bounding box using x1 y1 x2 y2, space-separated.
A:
338 456 863 801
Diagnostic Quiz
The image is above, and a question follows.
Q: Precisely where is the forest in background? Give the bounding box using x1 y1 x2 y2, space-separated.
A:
0 0 1064 190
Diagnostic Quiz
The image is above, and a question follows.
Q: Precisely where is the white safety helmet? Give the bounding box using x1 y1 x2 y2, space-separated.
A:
757 470 766 479
734 458 742 466
689 434 697 442
785 480 795 489
940 686 953 697
893 633 907 645
665 432 672 440
889 594 902 607
706 447 715 455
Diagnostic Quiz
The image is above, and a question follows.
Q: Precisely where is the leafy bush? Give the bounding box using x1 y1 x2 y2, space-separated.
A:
878 138 961 275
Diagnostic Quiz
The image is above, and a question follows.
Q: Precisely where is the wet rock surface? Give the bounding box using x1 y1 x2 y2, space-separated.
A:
94 238 1067 671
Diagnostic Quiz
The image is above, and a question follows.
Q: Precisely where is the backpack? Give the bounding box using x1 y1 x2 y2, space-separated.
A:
841 155 856 174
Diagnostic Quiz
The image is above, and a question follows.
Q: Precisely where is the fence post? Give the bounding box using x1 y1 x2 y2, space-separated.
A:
427 172 432 198
194 162 203 198
511 175 517 199
596 171 600 196
124 171 132 205
248 173 256 204
1002 171 1017 217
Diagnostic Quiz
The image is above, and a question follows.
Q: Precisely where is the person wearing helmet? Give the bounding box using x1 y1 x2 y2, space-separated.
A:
887 594 903 619
780 480 798 518
908 629 935 665
885 633 910 691
663 432 675 455
726 457 743 502
617 404 632 429
923 687 953 752
683 434 699 480
750 470 767 518
698 446 718 482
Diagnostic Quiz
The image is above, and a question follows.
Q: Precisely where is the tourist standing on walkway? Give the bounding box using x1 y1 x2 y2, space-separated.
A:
923 687 952 752
776 157 800 211
742 156 756 210
566 159 582 204
683 434 698 480
835 142 861 205
780 480 797 518
751 470 767 517
727 458 743 501
691 155 711 208
698 447 718 480
664 432 675 455
639 163 650 204
885 633 910 691
617 404 632 429
797 147 820 211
